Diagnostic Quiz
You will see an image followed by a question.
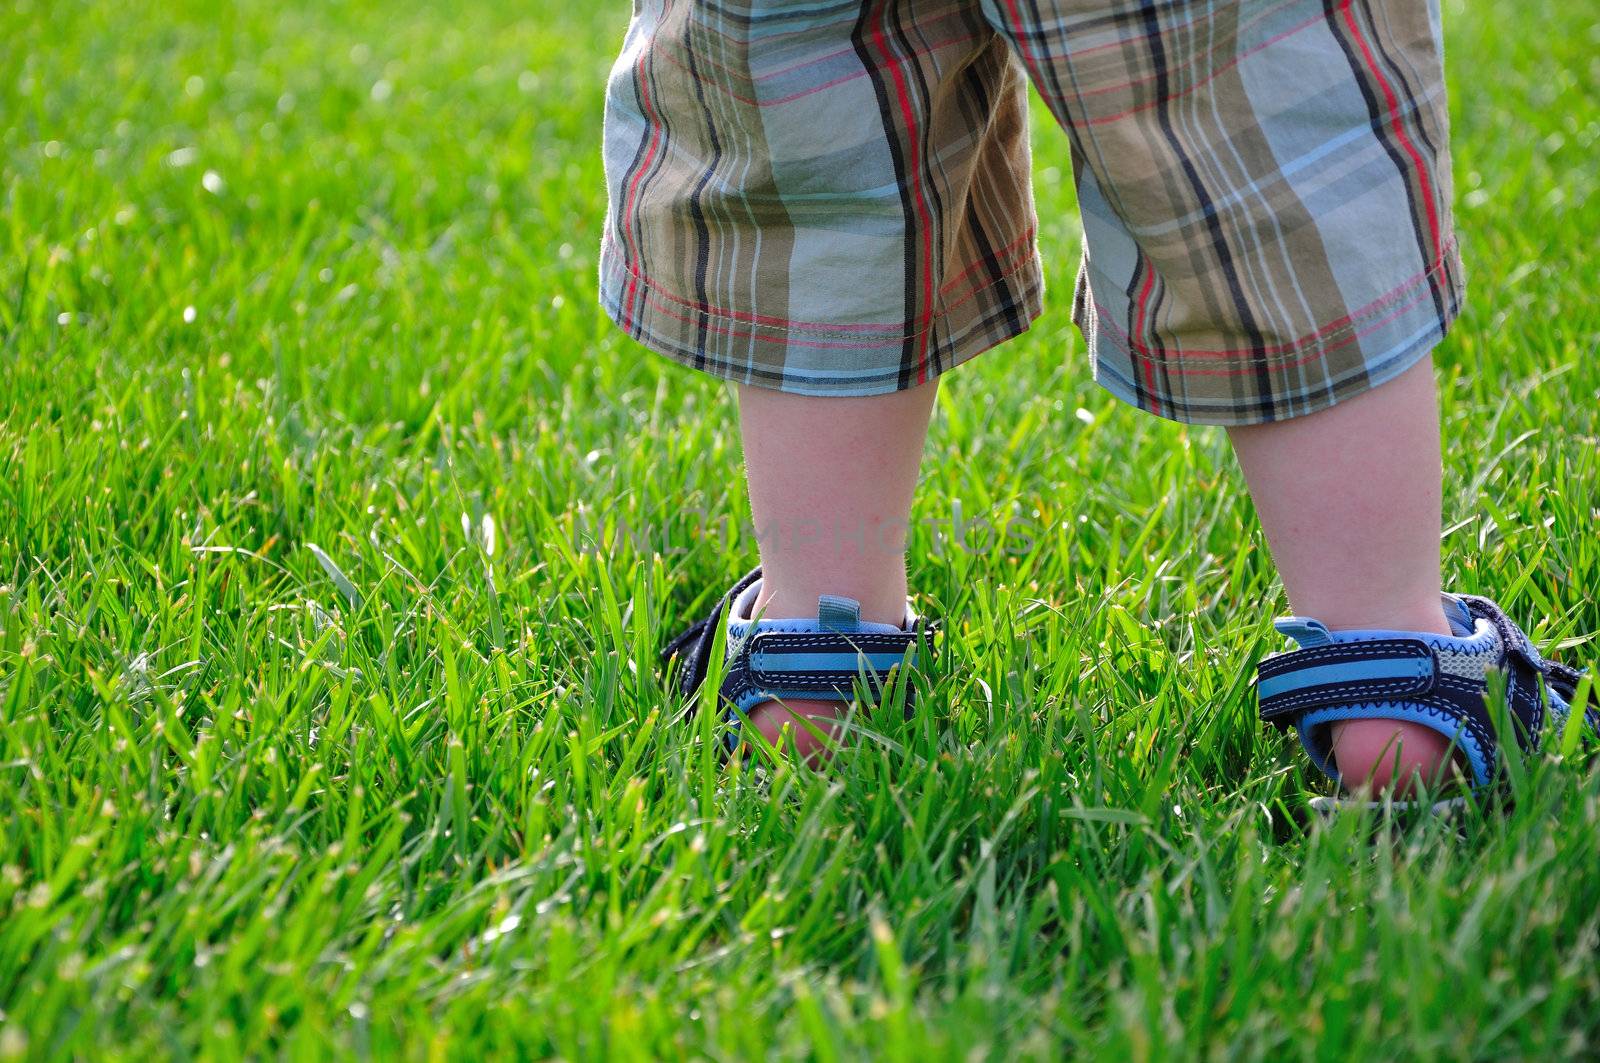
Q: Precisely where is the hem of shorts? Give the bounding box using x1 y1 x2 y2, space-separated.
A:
599 240 1045 397
1084 254 1466 427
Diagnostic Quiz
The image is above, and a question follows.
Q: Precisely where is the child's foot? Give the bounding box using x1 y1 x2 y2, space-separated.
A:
1327 718 1457 795
748 698 851 764
1258 593 1591 807
662 568 930 760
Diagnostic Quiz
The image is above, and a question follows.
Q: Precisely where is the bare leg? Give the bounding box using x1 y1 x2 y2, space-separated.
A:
738 381 938 758
1228 357 1457 793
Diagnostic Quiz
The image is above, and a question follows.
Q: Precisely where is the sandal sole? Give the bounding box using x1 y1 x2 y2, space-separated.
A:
1307 793 1470 818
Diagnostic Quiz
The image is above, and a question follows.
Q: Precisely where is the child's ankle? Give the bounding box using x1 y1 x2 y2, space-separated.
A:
754 573 908 628
1310 598 1454 639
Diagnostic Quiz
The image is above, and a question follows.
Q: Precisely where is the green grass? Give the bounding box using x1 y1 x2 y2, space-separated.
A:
2 0 1598 1057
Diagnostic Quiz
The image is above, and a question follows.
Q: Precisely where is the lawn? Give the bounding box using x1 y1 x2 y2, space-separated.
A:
2 0 1597 1057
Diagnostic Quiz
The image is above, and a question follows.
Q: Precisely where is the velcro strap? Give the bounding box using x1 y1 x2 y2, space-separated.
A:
1257 638 1437 727
745 630 922 693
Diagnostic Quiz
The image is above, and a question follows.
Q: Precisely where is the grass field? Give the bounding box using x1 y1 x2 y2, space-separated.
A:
3 0 1598 1057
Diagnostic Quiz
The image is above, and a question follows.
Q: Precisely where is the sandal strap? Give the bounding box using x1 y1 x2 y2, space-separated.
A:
729 622 935 701
1256 595 1565 783
1257 639 1535 773
660 566 763 699
1258 639 1439 724
660 566 938 711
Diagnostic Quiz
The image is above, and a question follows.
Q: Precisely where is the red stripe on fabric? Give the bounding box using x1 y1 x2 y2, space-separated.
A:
641 294 912 349
1077 13 1322 127
870 5 936 384
1131 262 1163 415
616 244 1039 348
1337 0 1443 258
690 8 871 53
609 238 1025 333
1093 255 1450 376
1074 8 1323 101
683 9 969 86
999 0 1046 82
937 227 1036 296
651 32 978 109
620 25 668 334
1164 277 1444 377
1092 239 1453 358
1049 0 1304 65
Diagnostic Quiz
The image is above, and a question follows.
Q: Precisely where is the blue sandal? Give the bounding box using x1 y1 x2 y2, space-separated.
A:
1258 593 1593 810
662 567 936 751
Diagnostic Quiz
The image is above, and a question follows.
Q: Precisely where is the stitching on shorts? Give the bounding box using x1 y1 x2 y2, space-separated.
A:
1086 236 1459 368
603 234 1042 341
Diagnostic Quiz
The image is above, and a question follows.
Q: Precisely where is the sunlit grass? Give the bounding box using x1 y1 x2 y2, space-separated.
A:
1 0 1597 1057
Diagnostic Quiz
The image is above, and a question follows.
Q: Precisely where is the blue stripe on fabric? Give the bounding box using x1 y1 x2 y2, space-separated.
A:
1258 657 1430 700
1123 93 1439 239
765 183 905 204
735 1 869 40
754 651 909 673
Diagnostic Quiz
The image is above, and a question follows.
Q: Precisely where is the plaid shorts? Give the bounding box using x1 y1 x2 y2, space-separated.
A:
599 0 1464 425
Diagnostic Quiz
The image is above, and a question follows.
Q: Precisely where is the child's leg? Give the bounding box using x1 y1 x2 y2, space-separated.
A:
974 2 1468 794
739 382 938 756
599 4 1038 759
1229 357 1456 792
